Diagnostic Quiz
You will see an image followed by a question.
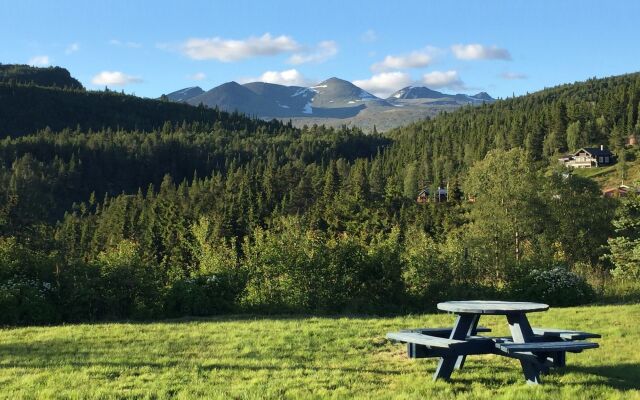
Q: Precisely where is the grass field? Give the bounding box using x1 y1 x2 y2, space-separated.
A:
0 304 639 399
572 149 640 188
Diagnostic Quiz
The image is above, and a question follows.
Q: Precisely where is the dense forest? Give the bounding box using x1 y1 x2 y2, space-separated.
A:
0 65 264 137
386 73 640 188
1 66 639 324
0 64 83 89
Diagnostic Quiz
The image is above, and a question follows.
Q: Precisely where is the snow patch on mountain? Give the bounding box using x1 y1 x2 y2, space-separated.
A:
175 87 197 95
292 88 313 97
359 90 376 100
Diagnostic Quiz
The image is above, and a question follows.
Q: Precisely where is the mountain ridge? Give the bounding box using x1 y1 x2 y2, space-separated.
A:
165 86 204 102
164 77 494 130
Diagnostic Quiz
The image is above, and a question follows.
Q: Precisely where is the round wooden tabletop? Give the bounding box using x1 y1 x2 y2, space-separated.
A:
437 300 549 315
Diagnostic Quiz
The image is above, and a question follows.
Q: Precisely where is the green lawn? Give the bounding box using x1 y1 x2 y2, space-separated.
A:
1 304 639 399
571 152 640 188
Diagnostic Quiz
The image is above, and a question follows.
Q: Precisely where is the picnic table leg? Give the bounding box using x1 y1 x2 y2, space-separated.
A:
506 313 542 385
551 351 566 367
454 314 480 370
433 313 475 381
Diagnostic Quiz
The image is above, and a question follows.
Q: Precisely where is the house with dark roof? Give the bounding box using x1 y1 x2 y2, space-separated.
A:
559 145 615 168
416 186 448 203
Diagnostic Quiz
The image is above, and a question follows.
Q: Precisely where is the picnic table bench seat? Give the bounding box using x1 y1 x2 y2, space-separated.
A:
399 326 491 337
387 331 497 359
497 340 599 354
531 327 601 340
386 332 466 349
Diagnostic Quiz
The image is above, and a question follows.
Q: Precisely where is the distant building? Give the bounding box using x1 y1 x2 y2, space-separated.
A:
627 134 638 147
602 184 637 198
417 187 448 203
559 145 615 168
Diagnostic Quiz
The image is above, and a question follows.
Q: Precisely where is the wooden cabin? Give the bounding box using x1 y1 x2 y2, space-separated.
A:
417 187 448 203
602 184 634 198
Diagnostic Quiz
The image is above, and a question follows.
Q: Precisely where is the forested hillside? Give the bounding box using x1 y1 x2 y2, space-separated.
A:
1 72 639 324
0 65 263 138
0 64 83 89
0 84 264 137
385 73 640 188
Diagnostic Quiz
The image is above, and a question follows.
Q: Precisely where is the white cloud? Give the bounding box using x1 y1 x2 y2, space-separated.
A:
178 33 299 62
240 69 310 86
91 71 142 86
371 47 436 72
422 70 464 89
451 44 511 60
353 72 413 98
187 72 207 81
65 43 80 55
361 29 377 43
288 40 337 65
109 39 142 48
500 71 527 80
28 55 50 66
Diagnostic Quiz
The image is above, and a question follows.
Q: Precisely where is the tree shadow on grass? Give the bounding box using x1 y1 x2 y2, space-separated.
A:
0 339 405 376
406 359 640 390
458 362 640 390
0 312 447 331
5 338 637 392
0 359 405 378
563 363 640 391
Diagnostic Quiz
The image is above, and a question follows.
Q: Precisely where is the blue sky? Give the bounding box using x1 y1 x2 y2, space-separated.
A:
2 0 639 99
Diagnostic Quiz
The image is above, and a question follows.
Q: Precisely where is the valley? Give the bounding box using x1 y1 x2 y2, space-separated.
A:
2 2 640 398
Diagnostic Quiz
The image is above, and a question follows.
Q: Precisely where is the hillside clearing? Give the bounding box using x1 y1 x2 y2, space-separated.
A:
0 304 638 399
572 149 640 188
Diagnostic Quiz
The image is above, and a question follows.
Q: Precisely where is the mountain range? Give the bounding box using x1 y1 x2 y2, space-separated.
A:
164 77 494 131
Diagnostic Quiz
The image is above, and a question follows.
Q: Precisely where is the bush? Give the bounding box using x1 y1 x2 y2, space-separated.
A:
241 217 404 313
336 227 404 313
53 261 103 322
164 274 237 317
0 237 59 324
240 218 319 312
508 266 595 306
92 240 163 319
401 228 492 309
161 217 245 316
0 278 57 324
401 231 451 305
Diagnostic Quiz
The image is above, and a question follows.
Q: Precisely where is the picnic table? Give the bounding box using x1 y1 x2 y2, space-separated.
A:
387 300 600 384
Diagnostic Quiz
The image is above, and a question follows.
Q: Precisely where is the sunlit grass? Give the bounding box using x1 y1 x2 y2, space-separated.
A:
572 151 640 187
0 304 639 399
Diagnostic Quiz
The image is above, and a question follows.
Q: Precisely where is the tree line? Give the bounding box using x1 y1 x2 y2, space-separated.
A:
1 71 640 324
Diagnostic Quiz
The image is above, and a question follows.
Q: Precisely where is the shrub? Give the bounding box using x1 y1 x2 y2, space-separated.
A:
241 217 404 313
508 265 595 306
164 274 237 316
53 260 103 322
92 240 163 319
401 228 491 308
401 230 451 305
241 218 319 312
0 237 59 324
0 278 57 324
336 227 404 313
